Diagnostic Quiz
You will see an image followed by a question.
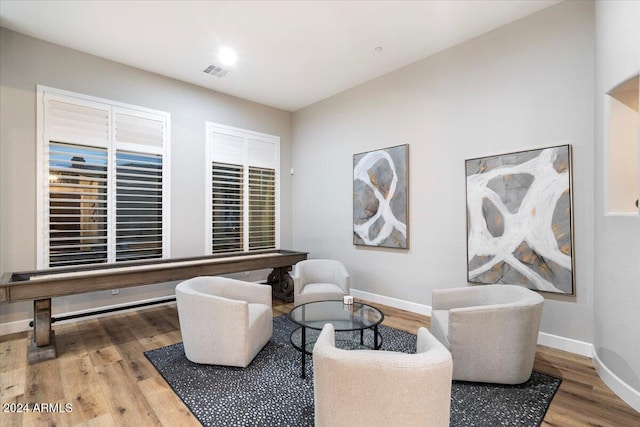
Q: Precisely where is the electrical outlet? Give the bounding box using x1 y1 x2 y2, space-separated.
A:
112 289 119 295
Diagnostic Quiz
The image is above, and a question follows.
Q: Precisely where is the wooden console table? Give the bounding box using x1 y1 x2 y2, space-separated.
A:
0 249 307 363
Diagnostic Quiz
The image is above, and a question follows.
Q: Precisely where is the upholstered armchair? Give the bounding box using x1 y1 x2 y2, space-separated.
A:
175 276 272 367
292 259 350 306
313 323 453 427
430 284 544 384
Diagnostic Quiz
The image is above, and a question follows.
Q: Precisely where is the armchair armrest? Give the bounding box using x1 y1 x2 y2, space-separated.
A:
416 327 452 363
292 269 304 296
333 268 350 294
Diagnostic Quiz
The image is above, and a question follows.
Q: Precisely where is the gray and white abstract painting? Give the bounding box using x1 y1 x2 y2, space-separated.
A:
465 145 574 295
353 144 408 249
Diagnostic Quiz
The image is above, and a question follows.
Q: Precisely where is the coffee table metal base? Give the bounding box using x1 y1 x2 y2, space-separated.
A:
290 325 382 378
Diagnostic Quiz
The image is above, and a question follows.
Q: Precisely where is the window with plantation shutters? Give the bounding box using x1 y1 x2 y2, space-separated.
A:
211 162 244 253
47 143 108 267
37 86 170 269
248 166 276 250
115 151 164 261
206 123 280 254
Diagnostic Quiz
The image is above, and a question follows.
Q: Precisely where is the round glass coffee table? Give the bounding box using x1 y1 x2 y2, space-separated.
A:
288 300 384 378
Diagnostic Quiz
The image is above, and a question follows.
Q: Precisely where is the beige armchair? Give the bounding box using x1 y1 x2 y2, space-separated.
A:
292 259 350 306
175 276 272 367
430 284 544 384
313 323 453 427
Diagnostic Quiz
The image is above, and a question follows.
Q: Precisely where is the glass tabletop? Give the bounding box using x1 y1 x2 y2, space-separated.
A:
288 300 384 331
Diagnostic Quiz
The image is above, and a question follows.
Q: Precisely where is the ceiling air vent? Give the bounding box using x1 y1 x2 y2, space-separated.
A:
203 64 229 77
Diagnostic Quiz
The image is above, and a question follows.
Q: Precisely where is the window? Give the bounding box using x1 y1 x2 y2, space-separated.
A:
37 86 170 268
206 123 279 254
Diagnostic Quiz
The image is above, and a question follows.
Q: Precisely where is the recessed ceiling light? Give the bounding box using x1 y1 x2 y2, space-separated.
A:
218 47 237 66
374 46 383 52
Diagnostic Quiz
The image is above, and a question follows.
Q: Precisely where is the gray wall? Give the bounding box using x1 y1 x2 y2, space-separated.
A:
594 1 640 392
0 27 293 324
292 1 596 342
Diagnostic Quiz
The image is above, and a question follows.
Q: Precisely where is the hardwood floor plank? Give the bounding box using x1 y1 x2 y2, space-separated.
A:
125 311 181 352
59 353 109 425
81 413 118 427
0 395 24 427
0 299 637 426
0 335 28 370
93 360 161 426
25 359 64 403
55 323 89 360
21 399 74 427
137 376 199 427
87 345 122 367
73 319 112 354
1 366 26 400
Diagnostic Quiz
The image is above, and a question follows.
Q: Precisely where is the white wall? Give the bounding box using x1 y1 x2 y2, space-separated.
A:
0 28 293 326
292 1 595 342
594 0 640 404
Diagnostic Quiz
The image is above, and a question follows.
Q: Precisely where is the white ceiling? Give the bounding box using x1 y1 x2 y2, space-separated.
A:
0 0 560 112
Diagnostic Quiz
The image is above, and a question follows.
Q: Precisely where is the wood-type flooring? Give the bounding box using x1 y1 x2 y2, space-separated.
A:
1 299 638 426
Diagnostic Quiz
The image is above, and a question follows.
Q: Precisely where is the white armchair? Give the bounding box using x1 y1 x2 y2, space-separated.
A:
430 284 544 384
175 276 272 367
313 323 453 427
292 259 350 306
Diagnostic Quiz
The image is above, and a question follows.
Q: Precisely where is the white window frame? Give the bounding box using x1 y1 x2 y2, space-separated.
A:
205 122 280 254
36 85 171 269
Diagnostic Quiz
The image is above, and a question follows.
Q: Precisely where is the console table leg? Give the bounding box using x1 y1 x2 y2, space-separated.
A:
28 298 57 364
268 266 294 302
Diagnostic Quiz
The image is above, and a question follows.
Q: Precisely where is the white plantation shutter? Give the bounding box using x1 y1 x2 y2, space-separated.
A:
248 138 276 169
114 107 165 153
211 162 244 253
206 123 279 254
247 138 277 250
210 132 245 253
45 96 110 148
38 86 170 268
248 166 276 250
211 132 246 165
114 108 168 262
46 143 108 267
115 151 164 261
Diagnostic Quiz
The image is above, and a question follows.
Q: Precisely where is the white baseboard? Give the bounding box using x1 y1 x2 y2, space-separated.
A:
593 350 640 412
0 295 176 336
0 318 32 336
351 289 432 316
537 331 594 357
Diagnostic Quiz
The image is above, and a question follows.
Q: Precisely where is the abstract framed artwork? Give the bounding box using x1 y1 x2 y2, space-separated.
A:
465 144 575 295
353 144 409 249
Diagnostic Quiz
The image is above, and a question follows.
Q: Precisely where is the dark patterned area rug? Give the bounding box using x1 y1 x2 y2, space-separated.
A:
144 315 560 427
